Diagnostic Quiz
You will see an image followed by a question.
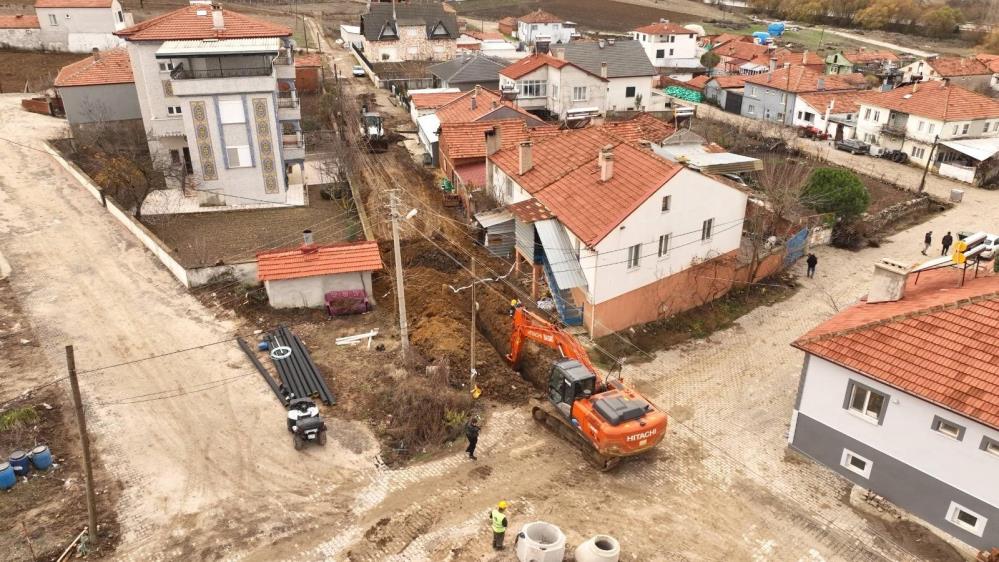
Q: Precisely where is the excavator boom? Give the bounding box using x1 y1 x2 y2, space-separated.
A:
506 307 599 376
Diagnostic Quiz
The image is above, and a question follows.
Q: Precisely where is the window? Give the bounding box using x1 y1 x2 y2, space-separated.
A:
946 502 987 537
627 244 641 269
962 123 970 135
865 133 877 144
218 100 245 124
982 436 999 457
158 61 174 72
668 48 674 56
985 122 991 133
625 86 636 98
550 83 558 99
169 149 181 165
780 93 787 104
840 449 873 479
844 380 888 423
749 86 757 97
660 195 671 212
520 80 547 98
911 146 925 159
931 416 965 440
226 145 252 168
572 86 587 101
655 48 665 59
657 234 670 257
873 110 880 121
747 104 755 115
117 10 123 23
952 124 959 135
166 105 182 116
929 123 936 134
917 120 925 132
48 14 57 25
864 108 871 120
701 218 713 241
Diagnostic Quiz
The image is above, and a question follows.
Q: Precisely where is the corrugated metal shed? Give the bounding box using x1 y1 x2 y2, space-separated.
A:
515 218 537 263
475 208 513 228
535 219 587 289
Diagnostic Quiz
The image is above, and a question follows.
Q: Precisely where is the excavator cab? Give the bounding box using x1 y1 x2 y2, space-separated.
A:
547 360 595 418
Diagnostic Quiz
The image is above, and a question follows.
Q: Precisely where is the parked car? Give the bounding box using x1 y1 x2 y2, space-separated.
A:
982 234 998 259
956 231 998 260
835 139 870 155
352 65 366 77
879 149 909 163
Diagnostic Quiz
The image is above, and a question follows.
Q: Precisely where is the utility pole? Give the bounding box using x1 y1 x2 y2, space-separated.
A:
918 135 939 193
469 258 477 390
389 191 409 357
66 345 98 544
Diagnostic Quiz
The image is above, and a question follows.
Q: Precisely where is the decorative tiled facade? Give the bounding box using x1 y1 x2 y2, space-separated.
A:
252 97 279 194
189 101 217 181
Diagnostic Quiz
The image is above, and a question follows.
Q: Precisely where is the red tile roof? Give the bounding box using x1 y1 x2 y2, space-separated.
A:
499 52 571 80
441 119 538 160
744 66 861 93
708 33 755 48
859 81 999 121
598 113 676 144
518 9 562 24
707 74 750 89
507 198 553 223
843 50 898 65
975 53 999 73
797 90 868 115
0 14 39 28
55 48 133 87
498 16 517 26
454 161 486 187
634 22 693 35
116 5 290 41
36 0 111 7
794 268 999 430
295 53 322 68
463 30 504 41
928 56 991 77
490 128 682 246
257 240 382 282
435 87 541 125
685 75 710 90
410 91 464 110
748 49 825 70
712 40 768 63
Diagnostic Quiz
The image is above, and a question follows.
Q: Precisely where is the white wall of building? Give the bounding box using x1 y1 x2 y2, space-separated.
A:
791 97 857 136
796 355 999 507
631 29 699 68
517 21 572 44
499 64 607 117
264 271 372 308
36 0 127 52
0 28 42 50
605 75 653 112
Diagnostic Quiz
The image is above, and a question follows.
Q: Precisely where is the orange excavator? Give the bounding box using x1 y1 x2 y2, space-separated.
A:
506 306 668 470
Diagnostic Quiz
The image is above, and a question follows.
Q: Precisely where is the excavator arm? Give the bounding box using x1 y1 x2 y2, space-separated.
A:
506 307 599 376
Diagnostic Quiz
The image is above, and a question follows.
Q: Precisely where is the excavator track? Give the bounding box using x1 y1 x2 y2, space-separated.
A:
531 401 620 472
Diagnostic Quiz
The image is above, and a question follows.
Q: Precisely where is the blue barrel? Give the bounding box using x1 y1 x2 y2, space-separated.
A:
0 462 14 490
257 341 270 352
29 445 52 471
8 450 30 477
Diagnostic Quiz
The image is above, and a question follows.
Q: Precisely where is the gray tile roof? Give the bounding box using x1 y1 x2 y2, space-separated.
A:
429 54 507 84
360 3 458 41
562 39 655 78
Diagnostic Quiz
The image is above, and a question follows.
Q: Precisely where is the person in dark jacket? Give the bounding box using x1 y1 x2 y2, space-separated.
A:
465 418 480 460
941 232 954 256
806 253 818 278
922 231 932 255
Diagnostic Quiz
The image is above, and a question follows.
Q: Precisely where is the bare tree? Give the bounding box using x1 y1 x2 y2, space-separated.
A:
743 155 811 280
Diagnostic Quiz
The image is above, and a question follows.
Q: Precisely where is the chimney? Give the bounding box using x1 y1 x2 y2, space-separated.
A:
471 96 477 110
92 47 100 61
598 39 606 49
485 126 502 157
817 77 825 91
211 3 224 30
301 230 318 254
599 145 614 182
607 38 615 46
802 49 808 64
867 259 909 304
783 62 790 69
660 18 669 24
492 100 498 108
600 61 608 79
518 141 533 174
769 56 777 73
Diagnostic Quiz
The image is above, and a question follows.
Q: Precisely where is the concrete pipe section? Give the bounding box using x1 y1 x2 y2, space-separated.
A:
575 534 621 562
514 521 566 562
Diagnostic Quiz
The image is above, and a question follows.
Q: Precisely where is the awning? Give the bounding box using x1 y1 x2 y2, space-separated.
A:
474 208 513 229
534 219 587 289
739 62 768 73
939 137 999 162
157 37 281 58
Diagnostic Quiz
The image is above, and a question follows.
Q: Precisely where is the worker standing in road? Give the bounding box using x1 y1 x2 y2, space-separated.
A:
941 231 954 256
465 417 480 460
922 231 932 255
806 253 818 278
489 501 508 550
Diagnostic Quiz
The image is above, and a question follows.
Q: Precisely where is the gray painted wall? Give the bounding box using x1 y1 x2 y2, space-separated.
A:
792 413 999 550
59 83 141 125
740 83 796 124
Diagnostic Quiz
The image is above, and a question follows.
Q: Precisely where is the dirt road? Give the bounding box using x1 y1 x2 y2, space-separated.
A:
0 94 380 559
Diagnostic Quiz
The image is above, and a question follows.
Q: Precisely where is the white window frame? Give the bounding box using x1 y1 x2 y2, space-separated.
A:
931 416 965 441
625 86 636 98
985 122 991 133
657 233 671 258
952 124 959 135
701 218 713 241
864 108 871 120
982 436 999 457
48 13 57 25
627 244 641 269
917 120 925 132
846 381 887 424
962 123 970 135
946 502 987 537
166 105 182 116
929 123 936 134
747 104 755 116
520 80 547 98
873 110 880 121
117 10 124 23
218 100 245 125
572 85 588 102
660 195 671 212
225 145 252 169
158 61 174 72
749 86 757 97
840 449 873 479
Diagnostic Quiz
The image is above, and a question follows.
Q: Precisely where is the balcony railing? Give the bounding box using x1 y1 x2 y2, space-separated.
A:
880 122 907 136
273 53 293 66
277 91 300 108
282 133 304 148
170 64 273 80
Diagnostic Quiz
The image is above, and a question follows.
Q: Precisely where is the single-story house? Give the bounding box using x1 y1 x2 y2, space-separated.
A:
428 53 508 91
792 90 867 140
702 75 750 113
257 238 382 309
901 56 992 91
54 47 141 137
295 53 323 94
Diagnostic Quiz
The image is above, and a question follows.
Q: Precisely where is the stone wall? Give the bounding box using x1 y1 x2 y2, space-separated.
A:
862 194 934 233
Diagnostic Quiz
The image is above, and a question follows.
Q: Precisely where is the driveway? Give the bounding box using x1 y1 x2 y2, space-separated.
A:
0 94 379 560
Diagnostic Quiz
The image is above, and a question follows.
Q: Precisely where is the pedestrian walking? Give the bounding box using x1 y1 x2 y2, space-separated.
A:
465 417 480 460
806 253 818 278
941 231 953 256
489 501 508 550
922 231 932 255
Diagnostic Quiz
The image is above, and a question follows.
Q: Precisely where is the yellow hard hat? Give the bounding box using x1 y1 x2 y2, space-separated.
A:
498 501 508 509
510 299 518 306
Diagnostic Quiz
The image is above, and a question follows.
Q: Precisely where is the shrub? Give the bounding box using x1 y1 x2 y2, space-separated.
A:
0 406 39 432
801 168 870 219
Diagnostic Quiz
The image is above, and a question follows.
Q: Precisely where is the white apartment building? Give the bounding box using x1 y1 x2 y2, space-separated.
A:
0 0 132 52
516 9 574 45
118 2 305 208
498 53 607 121
630 20 700 72
560 39 657 112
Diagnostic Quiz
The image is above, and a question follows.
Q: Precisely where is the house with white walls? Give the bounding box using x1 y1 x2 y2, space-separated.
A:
485 126 747 335
515 9 574 47
853 81 999 177
630 20 700 75
900 56 992 91
789 262 999 551
740 66 862 125
559 39 657 112
116 1 305 209
498 52 607 121
791 90 866 140
0 0 132 52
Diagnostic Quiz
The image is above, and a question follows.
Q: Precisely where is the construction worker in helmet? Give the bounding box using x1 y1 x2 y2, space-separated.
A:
508 298 521 317
489 501 508 550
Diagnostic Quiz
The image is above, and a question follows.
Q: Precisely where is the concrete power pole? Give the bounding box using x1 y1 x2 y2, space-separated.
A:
65 345 98 544
389 191 410 357
469 258 477 391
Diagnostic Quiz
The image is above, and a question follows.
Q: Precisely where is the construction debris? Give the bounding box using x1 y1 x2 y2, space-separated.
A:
267 325 336 405
335 329 378 348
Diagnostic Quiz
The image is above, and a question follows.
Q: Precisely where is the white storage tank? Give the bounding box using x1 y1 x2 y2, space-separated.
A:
575 534 621 562
515 521 566 562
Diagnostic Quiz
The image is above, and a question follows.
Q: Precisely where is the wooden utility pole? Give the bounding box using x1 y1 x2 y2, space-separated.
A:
469 258 477 390
389 191 410 357
918 135 940 193
66 345 98 543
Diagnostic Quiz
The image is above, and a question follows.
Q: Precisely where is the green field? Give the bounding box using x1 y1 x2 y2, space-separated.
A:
702 22 886 54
